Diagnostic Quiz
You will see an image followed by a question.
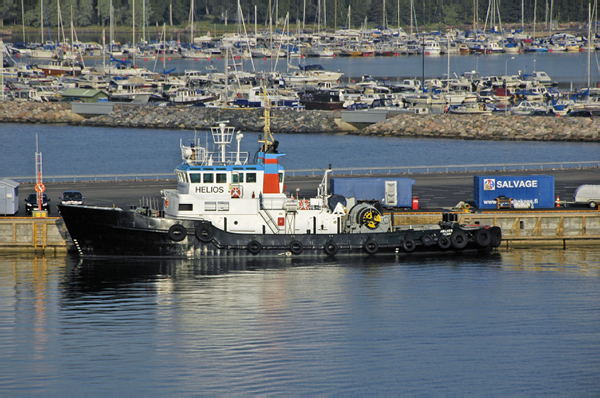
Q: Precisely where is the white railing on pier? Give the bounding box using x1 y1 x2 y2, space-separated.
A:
7 161 600 183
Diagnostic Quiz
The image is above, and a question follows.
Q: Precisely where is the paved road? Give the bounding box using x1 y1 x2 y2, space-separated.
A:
10 168 600 216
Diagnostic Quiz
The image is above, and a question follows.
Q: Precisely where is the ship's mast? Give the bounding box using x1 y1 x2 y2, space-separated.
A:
258 88 274 152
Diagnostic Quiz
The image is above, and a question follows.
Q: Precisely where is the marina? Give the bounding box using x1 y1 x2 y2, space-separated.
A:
2 24 600 117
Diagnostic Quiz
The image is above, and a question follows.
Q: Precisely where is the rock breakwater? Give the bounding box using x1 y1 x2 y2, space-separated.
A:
80 105 341 133
361 113 600 141
0 101 85 124
1 101 599 142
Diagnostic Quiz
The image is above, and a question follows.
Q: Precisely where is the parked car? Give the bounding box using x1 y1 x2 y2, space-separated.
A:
25 193 50 214
59 191 84 205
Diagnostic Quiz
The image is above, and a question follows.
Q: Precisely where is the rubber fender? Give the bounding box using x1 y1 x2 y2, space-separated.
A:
247 240 262 254
437 235 451 250
420 234 434 247
402 238 416 252
324 241 339 256
195 223 214 242
451 229 468 249
364 239 378 255
474 228 492 247
490 226 502 247
167 224 187 242
289 240 303 255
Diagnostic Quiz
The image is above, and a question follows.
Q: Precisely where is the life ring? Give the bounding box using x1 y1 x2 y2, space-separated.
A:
444 105 449 113
299 200 310 210
164 198 169 208
490 226 502 247
35 183 45 193
289 240 303 255
450 229 468 249
323 240 338 256
437 235 451 250
230 187 242 198
402 238 416 252
363 239 378 255
474 228 492 247
167 224 187 242
195 223 214 242
420 234 434 247
247 240 262 254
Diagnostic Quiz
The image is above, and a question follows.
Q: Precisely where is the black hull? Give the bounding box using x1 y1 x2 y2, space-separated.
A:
58 205 501 258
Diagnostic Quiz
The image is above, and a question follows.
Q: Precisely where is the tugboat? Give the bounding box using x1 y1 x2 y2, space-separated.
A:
58 107 502 258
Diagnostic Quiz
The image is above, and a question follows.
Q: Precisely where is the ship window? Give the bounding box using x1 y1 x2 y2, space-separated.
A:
183 172 189 183
205 202 216 211
190 173 201 183
203 173 214 183
216 173 227 183
247 173 257 183
232 173 243 183
179 204 193 211
279 173 283 183
218 201 229 211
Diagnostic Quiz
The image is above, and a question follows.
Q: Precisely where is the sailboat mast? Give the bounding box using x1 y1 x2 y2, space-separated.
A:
190 0 194 45
41 0 44 43
588 3 591 90
133 0 136 64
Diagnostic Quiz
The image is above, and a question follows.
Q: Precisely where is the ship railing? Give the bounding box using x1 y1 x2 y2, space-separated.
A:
7 161 599 183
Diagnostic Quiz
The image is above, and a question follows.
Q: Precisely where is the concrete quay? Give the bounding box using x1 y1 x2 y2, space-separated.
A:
1 101 600 141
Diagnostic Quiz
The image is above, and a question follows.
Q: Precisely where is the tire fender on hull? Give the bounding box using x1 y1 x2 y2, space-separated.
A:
490 226 502 247
402 238 416 252
168 224 187 242
289 240 303 255
324 241 338 256
451 229 468 249
363 239 378 255
437 235 451 250
195 223 215 242
247 240 262 254
474 228 492 247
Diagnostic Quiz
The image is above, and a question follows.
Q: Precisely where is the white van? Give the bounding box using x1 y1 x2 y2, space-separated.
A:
573 185 600 208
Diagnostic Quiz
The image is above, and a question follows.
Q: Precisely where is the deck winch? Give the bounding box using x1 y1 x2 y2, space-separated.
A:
345 203 390 233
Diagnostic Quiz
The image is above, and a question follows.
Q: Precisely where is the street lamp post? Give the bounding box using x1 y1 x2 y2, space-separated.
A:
505 56 515 115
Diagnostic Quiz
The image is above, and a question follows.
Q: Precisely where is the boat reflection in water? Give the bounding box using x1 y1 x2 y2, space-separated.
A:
1 248 600 394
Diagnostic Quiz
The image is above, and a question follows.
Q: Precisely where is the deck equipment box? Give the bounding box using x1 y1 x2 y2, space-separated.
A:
330 177 415 208
474 175 555 209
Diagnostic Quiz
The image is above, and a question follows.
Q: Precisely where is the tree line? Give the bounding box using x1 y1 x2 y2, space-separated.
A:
0 0 595 33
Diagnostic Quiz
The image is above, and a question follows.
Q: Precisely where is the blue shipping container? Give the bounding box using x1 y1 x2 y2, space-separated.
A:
474 175 555 209
330 177 415 208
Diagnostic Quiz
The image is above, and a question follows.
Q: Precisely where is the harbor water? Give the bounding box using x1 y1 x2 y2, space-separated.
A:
77 51 600 88
2 123 600 178
0 250 599 394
